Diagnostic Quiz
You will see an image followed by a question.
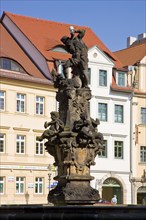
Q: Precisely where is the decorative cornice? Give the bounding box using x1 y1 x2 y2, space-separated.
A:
13 127 30 131
0 126 10 130
33 129 44 133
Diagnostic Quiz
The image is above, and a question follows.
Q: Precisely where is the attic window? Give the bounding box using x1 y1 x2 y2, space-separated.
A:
116 71 127 87
0 58 26 73
52 46 68 54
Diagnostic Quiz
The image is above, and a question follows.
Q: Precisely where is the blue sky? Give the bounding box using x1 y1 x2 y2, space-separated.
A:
0 0 145 51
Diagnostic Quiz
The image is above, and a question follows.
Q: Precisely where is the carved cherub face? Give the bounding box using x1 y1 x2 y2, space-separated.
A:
50 111 59 120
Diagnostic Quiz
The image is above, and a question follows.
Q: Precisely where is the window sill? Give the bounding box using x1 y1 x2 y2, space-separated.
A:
15 154 28 157
34 154 45 157
15 112 28 116
0 152 8 155
138 162 146 165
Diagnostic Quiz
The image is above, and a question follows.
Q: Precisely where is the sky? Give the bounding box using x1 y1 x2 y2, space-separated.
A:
0 0 146 52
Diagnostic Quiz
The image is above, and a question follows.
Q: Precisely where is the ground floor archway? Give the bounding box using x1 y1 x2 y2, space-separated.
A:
102 177 123 204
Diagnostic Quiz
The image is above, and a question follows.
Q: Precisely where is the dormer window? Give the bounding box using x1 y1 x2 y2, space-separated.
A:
0 58 25 73
117 72 127 87
52 46 68 54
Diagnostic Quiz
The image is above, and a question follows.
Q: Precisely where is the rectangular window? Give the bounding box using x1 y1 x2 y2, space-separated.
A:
0 91 5 110
16 135 25 154
0 177 4 194
115 105 123 123
16 177 25 194
16 93 25 113
36 96 44 115
0 133 5 153
98 103 107 121
140 146 146 163
114 141 123 159
35 177 43 194
141 108 146 125
98 140 107 158
36 138 44 155
118 72 125 86
99 70 107 86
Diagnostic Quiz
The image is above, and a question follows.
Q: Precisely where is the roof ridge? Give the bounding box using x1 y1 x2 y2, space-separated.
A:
114 42 146 53
4 11 89 29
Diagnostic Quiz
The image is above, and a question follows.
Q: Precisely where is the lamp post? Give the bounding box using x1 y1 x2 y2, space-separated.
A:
48 173 52 193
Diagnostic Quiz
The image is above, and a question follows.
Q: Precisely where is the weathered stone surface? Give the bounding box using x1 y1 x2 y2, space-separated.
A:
38 28 104 205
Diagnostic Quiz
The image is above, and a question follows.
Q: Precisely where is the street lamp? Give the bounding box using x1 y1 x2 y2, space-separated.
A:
48 173 52 193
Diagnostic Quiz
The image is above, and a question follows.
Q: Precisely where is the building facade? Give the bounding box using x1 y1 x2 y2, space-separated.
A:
114 34 146 204
88 46 132 204
0 73 56 204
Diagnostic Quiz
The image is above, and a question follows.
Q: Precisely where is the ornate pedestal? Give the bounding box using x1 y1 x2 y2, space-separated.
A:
42 79 103 205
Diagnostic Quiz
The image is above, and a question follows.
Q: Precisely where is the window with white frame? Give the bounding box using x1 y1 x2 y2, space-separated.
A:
115 105 123 123
140 146 146 163
114 141 123 159
98 103 107 121
0 177 4 194
98 140 107 158
16 93 25 113
16 177 25 194
0 133 5 153
117 72 126 87
141 108 146 125
36 138 44 155
16 135 25 154
0 91 5 110
35 177 43 194
99 70 107 86
36 96 44 115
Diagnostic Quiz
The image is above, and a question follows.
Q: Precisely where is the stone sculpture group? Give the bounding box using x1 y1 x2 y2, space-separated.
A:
38 26 104 205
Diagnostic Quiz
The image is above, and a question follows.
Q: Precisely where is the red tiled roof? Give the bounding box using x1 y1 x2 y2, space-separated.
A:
0 23 48 79
2 11 123 69
114 42 146 67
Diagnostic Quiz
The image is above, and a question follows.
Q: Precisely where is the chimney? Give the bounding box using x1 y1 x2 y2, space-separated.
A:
127 36 137 47
138 33 146 40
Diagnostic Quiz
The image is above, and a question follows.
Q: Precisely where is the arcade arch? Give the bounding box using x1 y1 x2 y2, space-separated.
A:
102 177 123 204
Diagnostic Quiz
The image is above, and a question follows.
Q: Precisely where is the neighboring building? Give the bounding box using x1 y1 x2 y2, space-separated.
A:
0 11 132 205
114 33 146 204
88 46 133 204
0 14 56 205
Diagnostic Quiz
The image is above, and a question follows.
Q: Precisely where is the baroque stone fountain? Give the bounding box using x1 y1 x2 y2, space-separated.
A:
37 26 104 205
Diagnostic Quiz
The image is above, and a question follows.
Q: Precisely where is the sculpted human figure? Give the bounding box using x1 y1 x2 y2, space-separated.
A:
37 111 64 142
60 27 89 87
73 112 94 142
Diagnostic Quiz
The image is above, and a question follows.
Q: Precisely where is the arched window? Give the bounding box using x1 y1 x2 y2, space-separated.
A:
0 58 26 73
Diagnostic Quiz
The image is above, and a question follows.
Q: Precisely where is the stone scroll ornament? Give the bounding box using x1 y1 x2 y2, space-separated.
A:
38 26 104 205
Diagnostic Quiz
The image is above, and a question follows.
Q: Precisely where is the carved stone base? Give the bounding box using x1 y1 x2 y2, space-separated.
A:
48 181 100 206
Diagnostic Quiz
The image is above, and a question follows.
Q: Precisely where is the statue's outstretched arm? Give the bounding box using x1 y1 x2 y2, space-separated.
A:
74 29 85 39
